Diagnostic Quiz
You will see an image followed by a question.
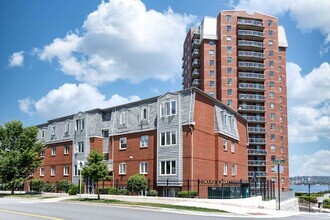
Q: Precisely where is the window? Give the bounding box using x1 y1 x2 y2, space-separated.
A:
140 162 148 174
270 123 275 130
119 138 127 150
227 57 232 64
279 56 282 61
64 145 70 155
227 78 232 85
231 141 235 153
269 40 273 46
51 166 56 176
75 119 84 131
269 61 274 67
40 167 44 176
279 86 282 92
268 20 273 26
51 146 56 156
160 160 176 175
103 153 109 160
140 135 148 148
270 113 275 119
74 165 79 176
227 100 233 107
227 89 232 96
210 81 215 87
41 130 45 138
227 46 232 53
280 136 284 142
280 126 283 132
280 96 283 102
271 155 276 161
269 50 274 57
226 25 232 32
270 92 275 98
209 91 215 97
102 130 109 137
160 131 177 146
64 122 70 135
272 177 276 183
209 41 215 46
281 178 284 184
223 139 227 151
281 146 284 153
280 116 283 122
226 36 232 42
40 150 45 158
119 112 126 125
278 76 282 81
227 67 232 74
119 163 126 175
271 166 276 173
269 82 275 87
268 30 273 37
280 106 283 112
210 70 214 76
64 166 69 176
231 165 237 176
51 126 56 135
270 134 276 140
160 100 177 117
78 142 84 153
270 102 275 109
226 15 231 22
271 145 276 152
209 49 215 56
223 163 228 175
269 71 274 78
141 107 148 121
209 60 215 66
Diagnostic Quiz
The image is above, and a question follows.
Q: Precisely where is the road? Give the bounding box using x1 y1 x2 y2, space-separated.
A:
0 197 329 220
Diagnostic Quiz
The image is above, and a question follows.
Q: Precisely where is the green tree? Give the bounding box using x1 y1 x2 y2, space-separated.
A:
82 150 109 200
0 121 44 194
127 174 147 194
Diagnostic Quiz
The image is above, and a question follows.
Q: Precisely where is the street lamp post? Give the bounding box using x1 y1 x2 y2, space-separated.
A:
308 178 311 213
78 161 84 198
272 159 285 210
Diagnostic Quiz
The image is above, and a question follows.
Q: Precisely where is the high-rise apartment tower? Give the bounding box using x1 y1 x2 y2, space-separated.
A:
182 10 289 191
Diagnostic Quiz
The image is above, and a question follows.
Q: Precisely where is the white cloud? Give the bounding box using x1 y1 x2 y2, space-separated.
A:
8 51 24 67
18 83 140 119
290 150 330 176
287 62 330 143
38 0 196 85
233 0 330 48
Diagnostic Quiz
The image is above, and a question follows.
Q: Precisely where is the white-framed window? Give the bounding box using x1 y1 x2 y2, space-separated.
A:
270 134 276 140
227 100 232 107
270 81 275 87
209 49 215 56
231 165 237 176
51 125 56 135
280 126 283 132
64 144 70 155
40 150 45 158
160 160 176 175
41 130 45 138
281 177 284 184
209 91 215 97
75 119 84 131
119 137 127 150
40 167 44 176
64 122 70 135
226 25 232 32
119 111 126 125
119 163 126 175
270 92 275 99
226 36 232 42
227 89 232 96
268 20 273 26
226 15 231 22
268 30 273 37
270 102 275 109
223 139 227 151
63 165 69 176
140 135 148 148
227 78 232 85
210 81 215 87
140 162 148 174
140 106 148 121
269 40 273 46
210 70 215 77
271 145 276 152
209 60 215 66
51 166 56 176
281 146 284 153
223 163 227 175
78 142 84 153
160 131 177 146
279 86 282 92
227 67 232 74
269 61 274 67
160 100 176 117
270 113 275 119
269 50 274 57
227 46 232 53
227 57 232 64
74 165 80 176
270 123 275 130
280 116 283 122
230 117 235 130
51 146 56 156
269 71 274 78
231 141 235 153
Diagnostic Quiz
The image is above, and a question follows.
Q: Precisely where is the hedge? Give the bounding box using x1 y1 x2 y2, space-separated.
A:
147 190 158 197
178 190 198 198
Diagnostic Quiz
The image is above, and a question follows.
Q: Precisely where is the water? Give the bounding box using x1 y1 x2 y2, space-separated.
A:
290 184 330 193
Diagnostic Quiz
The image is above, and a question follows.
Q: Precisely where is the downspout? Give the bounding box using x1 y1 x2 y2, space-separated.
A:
111 108 116 187
188 89 194 189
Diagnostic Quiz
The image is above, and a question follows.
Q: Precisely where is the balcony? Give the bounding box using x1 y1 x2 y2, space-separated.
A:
248 171 267 177
243 115 266 123
237 19 264 30
192 79 200 87
192 29 200 39
238 72 265 81
192 69 200 79
192 39 201 49
248 160 267 166
238 51 265 61
239 94 266 102
248 127 266 133
192 49 200 59
238 61 265 71
238 105 265 112
182 60 184 68
181 70 184 77
248 149 267 155
238 30 265 40
192 59 201 69
238 40 264 51
239 83 265 91
249 138 266 144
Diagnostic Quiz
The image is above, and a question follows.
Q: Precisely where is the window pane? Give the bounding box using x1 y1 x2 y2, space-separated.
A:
161 162 165 174
166 161 171 174
172 132 176 145
171 101 176 115
172 161 176 174
161 133 165 146
166 132 171 145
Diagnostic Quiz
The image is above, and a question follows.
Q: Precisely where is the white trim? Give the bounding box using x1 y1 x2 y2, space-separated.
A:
40 167 44 176
140 135 148 148
119 137 127 150
51 166 56 176
159 160 177 176
139 162 148 174
63 165 69 176
119 162 126 175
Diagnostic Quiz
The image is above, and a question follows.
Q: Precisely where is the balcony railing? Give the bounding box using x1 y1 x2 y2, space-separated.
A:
192 59 201 68
238 105 265 111
238 40 264 49
249 138 266 144
192 79 200 87
248 127 266 133
238 30 265 38
239 94 266 101
238 19 264 28
248 160 267 166
238 72 265 80
192 69 200 79
192 29 200 39
248 171 267 177
248 149 267 155
243 115 266 123
239 83 265 90
192 49 200 59
239 61 265 70
192 39 201 48
238 51 265 59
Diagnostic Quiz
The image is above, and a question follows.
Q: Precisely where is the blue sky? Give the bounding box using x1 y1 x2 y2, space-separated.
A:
0 0 329 176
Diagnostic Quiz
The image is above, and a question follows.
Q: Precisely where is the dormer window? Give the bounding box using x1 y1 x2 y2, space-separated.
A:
51 126 56 136
41 130 45 138
75 119 84 131
119 111 126 125
64 122 70 135
160 100 176 117
140 106 148 121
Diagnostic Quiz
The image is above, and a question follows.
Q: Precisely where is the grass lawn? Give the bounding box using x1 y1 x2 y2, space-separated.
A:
69 198 228 213
0 193 57 199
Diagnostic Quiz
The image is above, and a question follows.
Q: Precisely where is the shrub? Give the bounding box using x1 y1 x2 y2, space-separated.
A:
127 174 147 194
109 187 117 195
68 185 78 195
178 190 198 198
117 189 129 195
147 190 158 197
30 179 45 193
323 198 330 206
57 180 72 193
299 195 318 203
44 183 55 192
99 188 111 195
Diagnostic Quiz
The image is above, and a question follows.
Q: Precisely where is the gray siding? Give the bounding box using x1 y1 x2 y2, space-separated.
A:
214 104 240 140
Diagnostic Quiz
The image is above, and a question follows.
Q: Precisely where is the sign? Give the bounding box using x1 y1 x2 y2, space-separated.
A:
201 180 230 185
271 165 284 173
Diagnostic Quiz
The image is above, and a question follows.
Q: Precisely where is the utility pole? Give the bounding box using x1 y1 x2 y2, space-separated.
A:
308 178 311 213
272 159 285 210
